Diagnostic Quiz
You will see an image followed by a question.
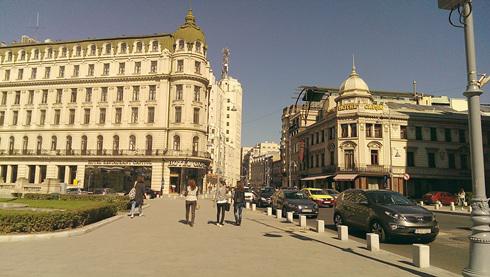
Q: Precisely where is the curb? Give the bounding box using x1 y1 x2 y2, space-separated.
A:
0 204 151 243
431 209 471 216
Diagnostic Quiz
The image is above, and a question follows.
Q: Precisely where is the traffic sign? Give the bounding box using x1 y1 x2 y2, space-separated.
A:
403 173 410 181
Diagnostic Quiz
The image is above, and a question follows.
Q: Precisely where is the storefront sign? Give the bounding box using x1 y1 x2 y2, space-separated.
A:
364 104 384 111
169 160 207 169
87 160 152 166
337 103 359 111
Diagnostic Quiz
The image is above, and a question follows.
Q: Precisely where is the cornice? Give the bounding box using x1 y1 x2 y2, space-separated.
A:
0 126 169 133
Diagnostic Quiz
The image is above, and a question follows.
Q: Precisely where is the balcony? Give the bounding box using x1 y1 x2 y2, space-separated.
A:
337 165 391 174
0 149 168 157
166 149 211 159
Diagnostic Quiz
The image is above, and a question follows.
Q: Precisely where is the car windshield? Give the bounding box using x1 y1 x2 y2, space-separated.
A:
285 191 308 199
309 190 324 195
325 189 339 195
367 192 413 205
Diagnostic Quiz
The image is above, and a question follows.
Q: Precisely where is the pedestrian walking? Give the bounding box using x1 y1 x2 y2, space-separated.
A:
184 179 198 227
457 187 466 206
129 176 146 219
233 183 246 226
214 180 228 227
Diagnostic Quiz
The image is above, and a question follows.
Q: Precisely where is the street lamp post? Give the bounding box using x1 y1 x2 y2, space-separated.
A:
438 1 490 276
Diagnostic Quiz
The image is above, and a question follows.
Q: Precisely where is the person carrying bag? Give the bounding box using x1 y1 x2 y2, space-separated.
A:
214 180 228 227
184 179 198 227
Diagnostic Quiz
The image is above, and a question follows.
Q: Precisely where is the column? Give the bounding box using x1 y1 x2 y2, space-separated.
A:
162 163 170 194
6 165 12 183
34 165 41 184
151 162 163 192
64 166 70 184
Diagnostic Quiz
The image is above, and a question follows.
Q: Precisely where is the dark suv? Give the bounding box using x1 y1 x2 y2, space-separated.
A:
333 189 439 242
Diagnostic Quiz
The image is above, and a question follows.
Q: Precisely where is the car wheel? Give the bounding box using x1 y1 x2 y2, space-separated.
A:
370 221 387 242
333 213 344 226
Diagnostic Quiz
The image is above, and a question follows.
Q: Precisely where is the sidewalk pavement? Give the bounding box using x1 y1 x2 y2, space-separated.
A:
423 204 471 216
0 196 458 277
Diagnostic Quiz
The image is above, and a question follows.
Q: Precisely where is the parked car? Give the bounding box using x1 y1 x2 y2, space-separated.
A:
66 187 83 195
145 187 157 199
301 188 335 207
334 189 439 243
244 187 257 202
422 191 458 205
255 187 275 207
271 189 318 218
92 188 115 195
324 189 340 199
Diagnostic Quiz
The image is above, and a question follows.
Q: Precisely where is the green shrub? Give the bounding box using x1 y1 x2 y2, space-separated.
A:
0 202 117 234
22 194 130 211
24 193 61 200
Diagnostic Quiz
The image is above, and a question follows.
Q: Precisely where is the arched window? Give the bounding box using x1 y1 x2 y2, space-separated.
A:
66 136 72 154
8 136 14 154
105 43 111 54
61 47 67 58
51 136 57 151
33 49 40 59
90 44 96 56
136 41 143 53
192 136 199 156
113 135 119 155
81 135 87 154
129 135 136 151
146 135 153 155
19 50 26 61
47 48 53 58
97 135 103 155
120 42 127 53
178 40 185 50
36 136 42 154
195 41 201 53
173 135 180 151
22 136 28 154
152 41 158 51
75 45 82 56
7 51 12 62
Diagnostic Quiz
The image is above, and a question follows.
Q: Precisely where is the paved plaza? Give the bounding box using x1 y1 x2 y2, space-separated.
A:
0 197 458 277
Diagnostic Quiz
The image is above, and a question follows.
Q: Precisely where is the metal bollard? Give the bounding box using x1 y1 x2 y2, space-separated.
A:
316 220 325 233
252 203 256 211
419 201 424 206
287 212 294 223
267 207 272 216
412 244 430 268
464 201 468 207
435 204 440 210
246 202 250 209
366 233 380 251
469 206 473 213
300 215 306 227
276 209 282 219
450 202 455 211
338 225 348 241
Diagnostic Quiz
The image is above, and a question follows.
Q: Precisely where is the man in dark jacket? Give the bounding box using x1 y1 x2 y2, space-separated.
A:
233 183 246 225
130 176 146 218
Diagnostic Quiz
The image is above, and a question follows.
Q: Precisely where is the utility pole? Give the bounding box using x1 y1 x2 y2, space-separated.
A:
438 1 490 276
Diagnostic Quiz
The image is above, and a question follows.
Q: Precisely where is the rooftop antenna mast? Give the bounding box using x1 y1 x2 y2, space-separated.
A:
222 48 230 79
28 12 44 35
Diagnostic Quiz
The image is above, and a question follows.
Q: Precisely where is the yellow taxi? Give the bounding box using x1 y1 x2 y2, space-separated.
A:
301 188 335 207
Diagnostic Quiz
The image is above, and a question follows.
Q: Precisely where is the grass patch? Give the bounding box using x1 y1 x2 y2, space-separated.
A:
0 198 104 210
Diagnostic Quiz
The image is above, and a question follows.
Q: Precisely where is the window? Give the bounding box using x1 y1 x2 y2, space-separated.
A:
66 136 72 153
15 91 21 104
40 110 46 125
195 41 201 52
370 150 379 165
321 153 325 167
460 154 468 169
316 132 319 144
173 135 180 151
428 152 436 168
321 130 325 143
406 151 415 166
350 124 357 137
88 64 94 76
8 136 14 154
113 135 119 154
120 43 127 54
69 109 75 124
12 111 18 125
416 127 422 140
118 62 125 74
58 66 65 77
33 49 39 59
28 90 34 104
152 41 158 51
134 62 141 74
374 124 382 138
44 67 51 78
31 68 37 79
131 107 138 123
175 106 182 123
430 127 437 141
194 86 200 102
84 109 90 124
147 107 155 123
70 89 77 103
330 151 335 165
4 69 10 80
99 108 106 124
117 86 124 101
54 109 60 125
85 88 92 102
36 136 42 154
51 136 57 151
20 50 26 61
176 85 183 100
132 86 139 101
61 47 67 58
400 126 407 139
448 153 456 169
40 90 47 104
365 123 373 137
1 91 6 105
7 52 12 62
115 108 122 123
150 61 157 73
146 135 153 154
105 44 111 55
129 135 136 151
90 45 96 56
97 135 103 154
193 108 200 124
16 68 23 80
58 89 65 104
178 40 185 50
103 63 110 75
136 41 143 53
192 136 199 155
176 60 184 72
148 85 156 100
73 65 80 77
75 45 81 56
0 111 4 126
81 135 87 154
101 87 108 102
345 149 355 169
22 136 28 154
195 61 201 74
341 124 348 138
445 128 452 142
24 112 31 127
47 48 53 59
459 129 466 143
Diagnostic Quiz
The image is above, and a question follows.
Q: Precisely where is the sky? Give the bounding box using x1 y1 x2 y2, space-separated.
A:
0 0 489 147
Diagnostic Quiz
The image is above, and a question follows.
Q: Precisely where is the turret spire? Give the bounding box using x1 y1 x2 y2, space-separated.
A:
351 54 358 76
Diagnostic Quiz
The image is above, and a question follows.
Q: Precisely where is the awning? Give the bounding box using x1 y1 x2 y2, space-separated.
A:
301 175 333 181
334 174 358 181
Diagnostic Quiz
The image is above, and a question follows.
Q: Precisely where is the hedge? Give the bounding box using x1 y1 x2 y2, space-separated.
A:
23 193 130 211
0 202 117 234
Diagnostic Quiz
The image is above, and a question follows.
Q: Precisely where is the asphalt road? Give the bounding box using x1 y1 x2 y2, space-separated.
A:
308 207 471 274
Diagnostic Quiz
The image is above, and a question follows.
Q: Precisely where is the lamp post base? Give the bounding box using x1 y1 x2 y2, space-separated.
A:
463 199 490 277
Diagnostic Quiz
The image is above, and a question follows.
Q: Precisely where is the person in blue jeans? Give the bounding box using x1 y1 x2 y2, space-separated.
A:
130 176 146 218
233 183 246 226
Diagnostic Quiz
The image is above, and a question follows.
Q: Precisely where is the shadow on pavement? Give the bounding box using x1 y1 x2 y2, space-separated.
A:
178 220 188 225
251 218 437 277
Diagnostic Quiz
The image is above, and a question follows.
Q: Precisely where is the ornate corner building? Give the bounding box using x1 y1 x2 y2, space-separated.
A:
0 10 215 194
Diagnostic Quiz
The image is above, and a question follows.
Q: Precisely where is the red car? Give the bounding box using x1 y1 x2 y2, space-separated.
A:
422 191 458 205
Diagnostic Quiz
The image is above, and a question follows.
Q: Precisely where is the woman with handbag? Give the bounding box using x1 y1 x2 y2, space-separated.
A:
184 179 198 227
214 180 228 227
129 176 146 219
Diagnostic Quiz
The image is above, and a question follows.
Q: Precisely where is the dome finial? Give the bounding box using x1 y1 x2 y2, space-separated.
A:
185 8 196 25
351 54 358 76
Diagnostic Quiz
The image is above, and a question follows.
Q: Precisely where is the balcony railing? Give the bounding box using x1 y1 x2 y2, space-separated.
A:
166 149 211 159
337 165 391 174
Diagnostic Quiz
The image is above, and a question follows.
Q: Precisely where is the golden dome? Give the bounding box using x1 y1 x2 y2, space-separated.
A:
174 9 206 44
